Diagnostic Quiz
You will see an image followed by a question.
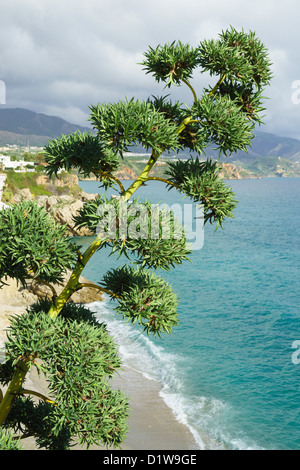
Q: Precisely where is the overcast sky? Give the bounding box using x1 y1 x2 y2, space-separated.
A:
1 0 300 140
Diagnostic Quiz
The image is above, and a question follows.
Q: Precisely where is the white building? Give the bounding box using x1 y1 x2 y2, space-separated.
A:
0 154 35 172
0 155 11 168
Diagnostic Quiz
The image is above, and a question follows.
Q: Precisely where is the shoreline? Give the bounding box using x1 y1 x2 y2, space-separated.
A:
94 365 201 451
0 280 204 451
14 362 201 451
87 296 223 451
109 365 223 451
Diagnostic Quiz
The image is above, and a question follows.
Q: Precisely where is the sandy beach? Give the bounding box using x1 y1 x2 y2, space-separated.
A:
0 277 200 451
94 366 200 451
17 364 199 451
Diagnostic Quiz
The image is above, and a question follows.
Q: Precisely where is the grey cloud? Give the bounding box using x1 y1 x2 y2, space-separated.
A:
0 0 300 138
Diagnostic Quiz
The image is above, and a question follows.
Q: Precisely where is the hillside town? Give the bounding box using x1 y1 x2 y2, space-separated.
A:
0 154 36 172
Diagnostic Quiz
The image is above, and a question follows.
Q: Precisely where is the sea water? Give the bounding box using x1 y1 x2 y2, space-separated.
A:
76 177 300 450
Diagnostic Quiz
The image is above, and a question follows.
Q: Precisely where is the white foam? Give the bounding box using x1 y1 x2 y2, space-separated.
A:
87 298 263 451
87 298 224 449
89 300 178 388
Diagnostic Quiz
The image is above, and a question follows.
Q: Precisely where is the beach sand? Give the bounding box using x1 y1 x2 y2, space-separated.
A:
16 364 200 451
101 366 200 451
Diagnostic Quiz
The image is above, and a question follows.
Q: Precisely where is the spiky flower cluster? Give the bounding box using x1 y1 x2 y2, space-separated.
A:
101 266 178 335
0 201 78 287
44 131 120 178
141 40 201 86
89 98 179 155
165 158 237 228
198 27 272 87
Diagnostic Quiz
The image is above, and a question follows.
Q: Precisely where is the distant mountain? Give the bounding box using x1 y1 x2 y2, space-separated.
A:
129 131 300 163
231 131 300 163
195 131 300 163
0 108 300 163
0 108 91 146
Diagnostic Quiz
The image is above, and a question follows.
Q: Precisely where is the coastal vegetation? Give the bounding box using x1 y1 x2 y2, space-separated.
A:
0 27 272 450
2 170 82 202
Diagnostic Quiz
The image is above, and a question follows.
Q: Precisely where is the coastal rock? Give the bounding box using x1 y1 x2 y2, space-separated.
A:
0 277 38 341
11 187 33 203
218 162 243 179
27 268 104 304
114 166 137 180
37 173 79 190
36 194 88 236
39 191 98 236
9 187 98 236
0 273 103 342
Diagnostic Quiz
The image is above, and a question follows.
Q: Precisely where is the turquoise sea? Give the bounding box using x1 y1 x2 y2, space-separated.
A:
77 177 300 450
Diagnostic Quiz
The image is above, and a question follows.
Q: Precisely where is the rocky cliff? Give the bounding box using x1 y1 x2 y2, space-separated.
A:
5 172 98 236
36 193 97 236
217 162 243 179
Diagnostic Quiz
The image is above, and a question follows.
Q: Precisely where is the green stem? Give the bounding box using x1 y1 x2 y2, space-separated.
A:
48 236 104 319
176 116 195 135
123 150 161 201
209 73 226 96
75 282 119 299
0 359 30 426
20 389 56 405
181 78 198 104
95 171 125 194
31 277 58 299
145 176 179 189
75 282 102 291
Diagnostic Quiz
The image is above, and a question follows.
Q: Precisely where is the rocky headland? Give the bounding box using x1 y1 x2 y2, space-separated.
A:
2 172 98 236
